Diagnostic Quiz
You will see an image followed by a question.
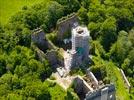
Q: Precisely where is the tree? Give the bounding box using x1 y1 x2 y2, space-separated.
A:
0 53 6 76
55 0 80 14
128 49 134 66
80 0 91 9
39 1 64 32
22 81 51 100
109 31 132 64
7 93 23 100
23 9 40 30
121 58 130 72
91 40 106 58
78 7 88 24
128 29 134 46
88 22 101 39
100 17 117 51
14 65 29 77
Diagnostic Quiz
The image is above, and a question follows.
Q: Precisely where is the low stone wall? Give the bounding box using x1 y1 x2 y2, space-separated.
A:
86 69 99 87
120 69 131 92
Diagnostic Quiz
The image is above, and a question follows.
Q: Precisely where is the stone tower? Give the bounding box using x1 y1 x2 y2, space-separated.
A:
64 25 90 71
72 26 90 62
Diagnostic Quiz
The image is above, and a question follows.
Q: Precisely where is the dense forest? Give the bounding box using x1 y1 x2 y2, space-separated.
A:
0 0 134 99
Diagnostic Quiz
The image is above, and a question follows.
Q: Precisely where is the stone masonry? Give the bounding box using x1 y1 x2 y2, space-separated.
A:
57 13 79 40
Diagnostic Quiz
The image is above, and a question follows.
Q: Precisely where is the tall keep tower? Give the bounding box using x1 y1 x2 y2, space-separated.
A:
64 25 90 71
72 26 90 62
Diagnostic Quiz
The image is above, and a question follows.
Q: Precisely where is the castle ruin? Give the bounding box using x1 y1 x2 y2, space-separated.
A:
31 13 116 100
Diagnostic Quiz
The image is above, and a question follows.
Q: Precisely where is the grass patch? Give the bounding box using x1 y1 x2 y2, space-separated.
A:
0 0 47 24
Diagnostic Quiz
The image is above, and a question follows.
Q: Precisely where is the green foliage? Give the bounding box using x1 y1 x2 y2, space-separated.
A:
46 32 57 44
55 0 80 14
128 29 134 46
90 40 131 99
22 81 50 100
88 22 101 39
7 93 23 100
100 17 117 51
43 81 66 100
41 1 65 32
0 53 6 76
1 0 134 99
91 56 130 99
86 0 134 52
9 1 64 32
69 68 85 76
109 31 132 64
121 48 134 78
80 0 91 9
91 40 106 58
78 7 88 24
65 88 79 100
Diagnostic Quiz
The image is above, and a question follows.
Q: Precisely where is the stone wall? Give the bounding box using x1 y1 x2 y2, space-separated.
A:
86 69 99 88
44 49 64 69
120 69 131 92
57 13 79 40
85 84 116 100
31 28 48 51
73 76 93 99
31 44 46 62
73 73 116 100
45 50 58 67
32 43 64 69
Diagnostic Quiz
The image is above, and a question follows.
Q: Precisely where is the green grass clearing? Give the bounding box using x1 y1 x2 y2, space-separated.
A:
0 0 47 25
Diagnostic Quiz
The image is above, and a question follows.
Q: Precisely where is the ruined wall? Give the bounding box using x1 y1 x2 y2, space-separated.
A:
85 84 116 100
31 42 64 69
86 69 99 88
73 76 83 94
31 44 46 62
45 49 64 68
120 69 131 92
57 13 79 40
45 50 58 67
31 28 48 51
73 76 93 99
